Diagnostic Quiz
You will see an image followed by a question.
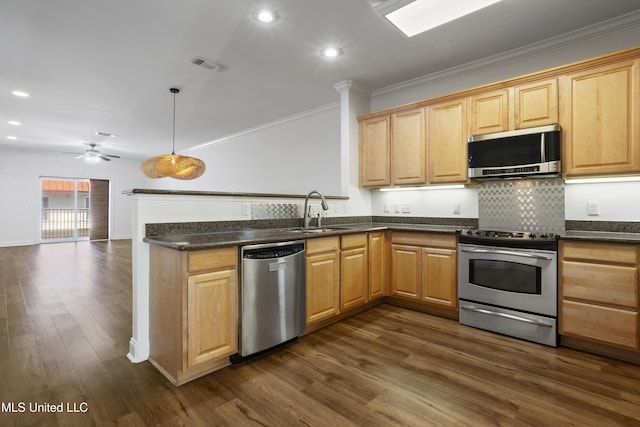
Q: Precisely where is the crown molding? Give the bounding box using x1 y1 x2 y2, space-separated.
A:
187 101 340 152
373 9 640 97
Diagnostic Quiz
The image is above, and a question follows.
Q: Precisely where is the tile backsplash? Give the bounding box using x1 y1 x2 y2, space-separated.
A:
477 178 565 233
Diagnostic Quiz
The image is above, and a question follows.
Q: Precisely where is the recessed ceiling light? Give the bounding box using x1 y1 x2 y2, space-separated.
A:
8 121 21 126
253 9 279 23
7 136 18 140
12 90 29 98
378 0 503 37
321 47 343 58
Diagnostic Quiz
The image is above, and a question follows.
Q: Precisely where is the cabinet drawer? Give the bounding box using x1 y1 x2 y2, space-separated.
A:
391 232 456 249
306 236 339 255
562 241 638 265
562 300 639 349
341 233 367 249
189 247 237 273
562 260 638 309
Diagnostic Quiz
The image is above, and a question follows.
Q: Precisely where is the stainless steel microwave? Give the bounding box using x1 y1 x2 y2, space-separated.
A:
468 124 561 179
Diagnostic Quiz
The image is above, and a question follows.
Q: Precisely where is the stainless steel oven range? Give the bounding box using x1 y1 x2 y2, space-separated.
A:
458 230 558 347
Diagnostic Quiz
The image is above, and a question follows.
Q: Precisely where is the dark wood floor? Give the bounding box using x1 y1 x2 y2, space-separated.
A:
2 240 640 426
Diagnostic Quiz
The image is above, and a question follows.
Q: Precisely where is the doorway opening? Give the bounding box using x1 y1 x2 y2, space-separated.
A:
40 177 110 242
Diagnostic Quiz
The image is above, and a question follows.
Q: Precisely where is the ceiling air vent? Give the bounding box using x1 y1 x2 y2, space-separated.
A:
191 56 228 72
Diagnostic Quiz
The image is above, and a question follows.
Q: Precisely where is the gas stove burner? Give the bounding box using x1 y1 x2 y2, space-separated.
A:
458 229 559 250
462 229 556 240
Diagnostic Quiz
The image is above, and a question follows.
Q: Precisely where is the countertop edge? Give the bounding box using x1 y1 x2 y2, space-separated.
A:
143 223 461 251
560 230 640 244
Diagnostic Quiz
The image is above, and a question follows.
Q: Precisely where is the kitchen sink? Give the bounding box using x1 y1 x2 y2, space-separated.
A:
286 226 352 233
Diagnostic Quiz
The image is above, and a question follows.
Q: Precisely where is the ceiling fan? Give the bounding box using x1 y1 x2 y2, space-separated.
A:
65 143 121 162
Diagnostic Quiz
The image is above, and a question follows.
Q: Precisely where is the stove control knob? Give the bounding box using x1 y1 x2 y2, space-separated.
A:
529 233 537 239
540 233 549 239
466 229 473 235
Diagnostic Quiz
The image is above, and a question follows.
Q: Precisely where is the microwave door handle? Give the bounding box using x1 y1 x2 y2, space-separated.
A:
460 304 554 328
540 133 546 163
460 247 553 260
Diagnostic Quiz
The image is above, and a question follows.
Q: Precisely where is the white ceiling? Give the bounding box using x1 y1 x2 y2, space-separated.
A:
2 0 640 161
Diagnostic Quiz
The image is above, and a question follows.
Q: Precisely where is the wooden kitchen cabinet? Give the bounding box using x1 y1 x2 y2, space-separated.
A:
470 78 558 135
368 231 388 300
513 78 558 129
149 245 238 385
306 236 340 325
187 269 237 368
390 232 458 311
560 240 640 350
561 59 640 176
421 246 457 309
390 244 421 299
359 114 391 187
340 233 368 311
428 97 468 183
470 89 510 135
391 107 427 185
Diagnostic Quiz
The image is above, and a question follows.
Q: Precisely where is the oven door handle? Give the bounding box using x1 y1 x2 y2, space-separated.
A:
460 247 553 260
460 304 554 328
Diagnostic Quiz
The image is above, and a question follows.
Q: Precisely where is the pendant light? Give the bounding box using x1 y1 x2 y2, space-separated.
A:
141 88 206 180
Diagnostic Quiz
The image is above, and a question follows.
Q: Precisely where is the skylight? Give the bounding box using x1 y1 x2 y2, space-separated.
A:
379 0 504 37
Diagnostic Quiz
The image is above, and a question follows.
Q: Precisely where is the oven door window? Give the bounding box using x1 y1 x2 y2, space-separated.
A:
469 259 541 294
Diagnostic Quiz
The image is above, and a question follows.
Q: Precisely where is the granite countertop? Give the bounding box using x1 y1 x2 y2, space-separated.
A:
561 230 640 244
144 222 464 251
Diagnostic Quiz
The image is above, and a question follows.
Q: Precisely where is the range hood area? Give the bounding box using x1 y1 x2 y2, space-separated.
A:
468 124 562 180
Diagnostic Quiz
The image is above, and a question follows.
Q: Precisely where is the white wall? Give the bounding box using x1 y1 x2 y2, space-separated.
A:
143 103 343 197
565 181 640 221
371 187 478 219
0 146 148 246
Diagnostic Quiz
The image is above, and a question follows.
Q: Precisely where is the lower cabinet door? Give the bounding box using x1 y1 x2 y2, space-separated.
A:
390 244 420 299
187 268 238 368
306 250 340 324
421 247 457 308
561 300 639 350
341 246 368 311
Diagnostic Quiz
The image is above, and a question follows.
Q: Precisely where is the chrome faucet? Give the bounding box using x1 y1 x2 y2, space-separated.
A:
303 190 329 228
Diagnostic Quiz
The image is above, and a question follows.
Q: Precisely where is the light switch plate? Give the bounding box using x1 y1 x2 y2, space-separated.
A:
242 202 251 217
587 201 599 216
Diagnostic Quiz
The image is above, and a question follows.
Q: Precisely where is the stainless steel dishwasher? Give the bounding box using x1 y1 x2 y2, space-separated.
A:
237 240 306 360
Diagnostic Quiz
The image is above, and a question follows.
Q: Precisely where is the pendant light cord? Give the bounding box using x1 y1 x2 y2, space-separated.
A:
170 88 179 155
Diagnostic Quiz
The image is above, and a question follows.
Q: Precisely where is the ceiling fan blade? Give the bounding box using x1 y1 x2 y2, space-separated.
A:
105 154 120 158
99 155 112 161
62 151 83 155
74 155 86 159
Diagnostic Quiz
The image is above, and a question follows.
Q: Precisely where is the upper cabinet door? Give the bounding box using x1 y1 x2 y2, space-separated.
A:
514 78 558 129
428 98 468 183
470 89 509 135
391 107 427 185
561 59 640 176
359 115 391 187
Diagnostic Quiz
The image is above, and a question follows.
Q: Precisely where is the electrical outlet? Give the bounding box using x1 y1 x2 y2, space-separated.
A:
401 203 411 214
384 203 390 213
453 202 461 214
587 201 599 216
242 202 251 217
334 204 341 214
394 204 400 213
